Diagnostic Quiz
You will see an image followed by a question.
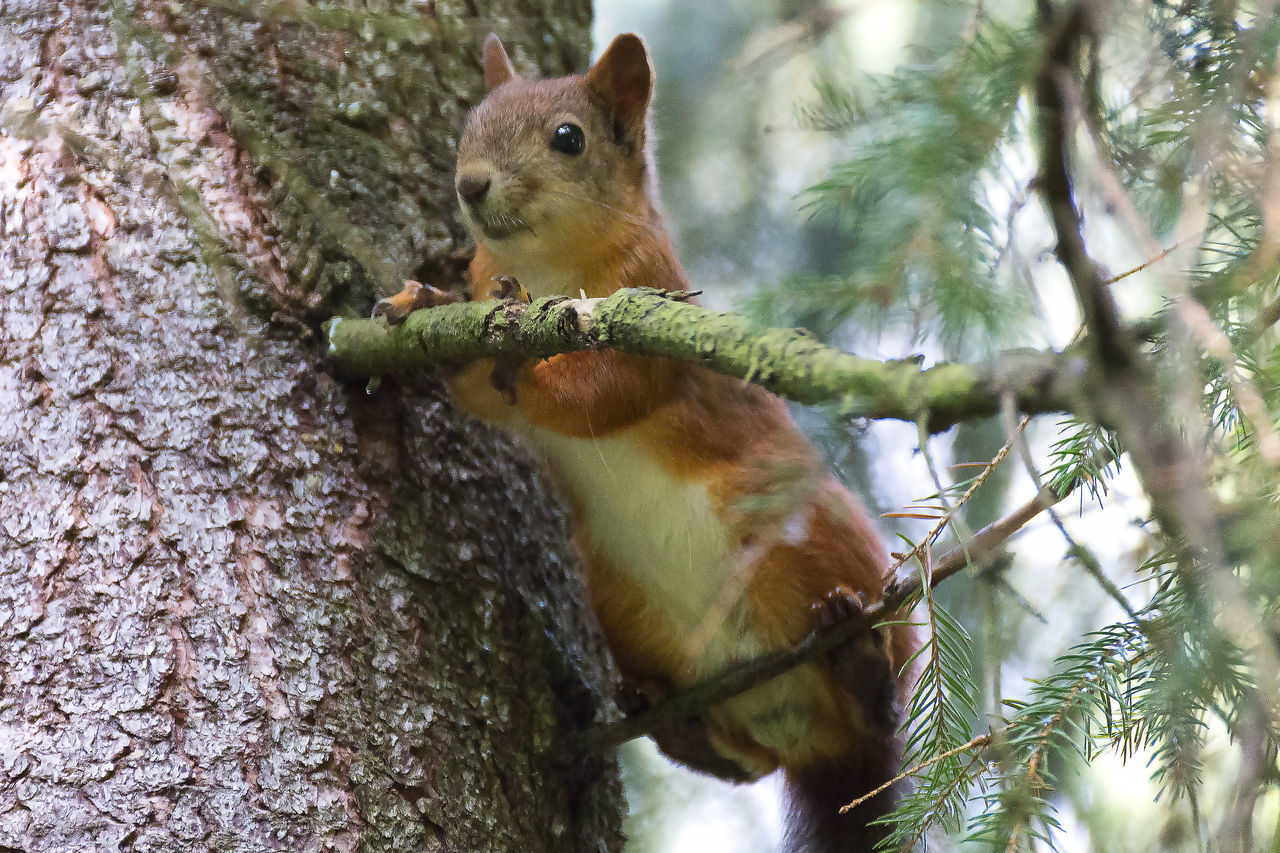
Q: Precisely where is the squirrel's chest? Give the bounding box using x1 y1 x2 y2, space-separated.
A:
528 428 738 639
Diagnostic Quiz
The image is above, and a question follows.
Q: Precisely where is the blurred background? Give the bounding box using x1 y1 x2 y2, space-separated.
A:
591 1 1280 850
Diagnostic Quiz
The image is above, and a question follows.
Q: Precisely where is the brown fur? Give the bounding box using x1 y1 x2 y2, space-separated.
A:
444 34 918 851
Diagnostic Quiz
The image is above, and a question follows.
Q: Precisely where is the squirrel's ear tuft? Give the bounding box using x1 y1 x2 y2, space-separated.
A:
482 33 519 90
587 33 653 146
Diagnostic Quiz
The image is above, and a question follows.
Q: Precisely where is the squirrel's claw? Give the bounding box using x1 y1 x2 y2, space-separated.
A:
614 675 668 715
372 279 460 324
613 675 754 782
811 586 871 630
490 275 531 303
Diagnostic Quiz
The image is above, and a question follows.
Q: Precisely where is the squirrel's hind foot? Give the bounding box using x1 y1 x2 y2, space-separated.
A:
812 587 898 732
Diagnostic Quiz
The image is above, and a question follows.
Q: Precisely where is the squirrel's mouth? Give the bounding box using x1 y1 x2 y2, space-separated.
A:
474 213 531 242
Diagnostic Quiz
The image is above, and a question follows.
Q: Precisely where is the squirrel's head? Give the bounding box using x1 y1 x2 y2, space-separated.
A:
455 33 656 273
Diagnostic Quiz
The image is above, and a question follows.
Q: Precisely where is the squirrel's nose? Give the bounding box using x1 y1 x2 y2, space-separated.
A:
457 175 491 208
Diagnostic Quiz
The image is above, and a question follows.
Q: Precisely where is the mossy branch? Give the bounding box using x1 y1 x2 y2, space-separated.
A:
325 287 1090 433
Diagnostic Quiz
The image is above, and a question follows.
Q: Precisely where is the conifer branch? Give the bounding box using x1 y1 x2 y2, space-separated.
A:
1034 0 1229 583
839 730 994 814
325 288 1090 433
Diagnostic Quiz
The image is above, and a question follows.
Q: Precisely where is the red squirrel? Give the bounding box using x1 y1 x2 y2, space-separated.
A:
379 33 917 853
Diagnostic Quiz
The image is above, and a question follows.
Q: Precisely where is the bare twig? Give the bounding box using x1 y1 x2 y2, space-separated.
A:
918 421 978 568
887 424 1019 576
839 730 995 813
729 6 855 74
1101 242 1185 285
1217 702 1267 853
999 393 1137 619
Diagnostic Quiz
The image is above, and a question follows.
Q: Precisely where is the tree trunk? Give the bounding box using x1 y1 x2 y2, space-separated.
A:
0 2 621 851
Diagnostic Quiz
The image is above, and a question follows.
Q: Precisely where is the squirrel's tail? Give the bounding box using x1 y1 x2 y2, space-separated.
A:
781 735 901 853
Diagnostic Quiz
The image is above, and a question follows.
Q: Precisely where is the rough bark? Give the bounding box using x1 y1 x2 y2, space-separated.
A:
0 2 621 852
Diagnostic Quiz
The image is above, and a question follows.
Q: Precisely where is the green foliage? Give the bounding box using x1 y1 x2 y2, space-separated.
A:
1045 417 1123 505
881 573 1264 852
881 591 982 848
752 19 1037 356
749 1 1280 850
967 620 1153 849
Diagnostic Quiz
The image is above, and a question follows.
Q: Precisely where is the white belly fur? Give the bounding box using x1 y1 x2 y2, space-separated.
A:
528 427 736 642
528 426 829 767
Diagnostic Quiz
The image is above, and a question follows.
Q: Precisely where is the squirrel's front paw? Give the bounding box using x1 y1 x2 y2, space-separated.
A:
614 676 756 783
490 275 531 303
372 279 460 324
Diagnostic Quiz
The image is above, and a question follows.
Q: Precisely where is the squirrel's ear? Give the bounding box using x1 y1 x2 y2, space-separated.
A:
482 33 518 90
587 33 653 145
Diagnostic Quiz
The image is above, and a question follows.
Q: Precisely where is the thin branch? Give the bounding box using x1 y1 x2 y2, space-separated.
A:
1033 0 1227 584
1035 3 1134 374
1218 703 1266 853
1252 291 1280 337
999 393 1138 619
917 421 978 569
895 747 990 851
839 730 994 814
324 288 1090 433
930 486 1064 580
1179 297 1280 470
728 6 855 74
1101 242 1184 285
887 423 1019 581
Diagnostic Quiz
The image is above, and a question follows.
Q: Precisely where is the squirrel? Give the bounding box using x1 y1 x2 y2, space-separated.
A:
377 32 918 853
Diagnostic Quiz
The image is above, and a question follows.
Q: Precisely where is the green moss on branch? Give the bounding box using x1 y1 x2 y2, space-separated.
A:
324 288 1090 432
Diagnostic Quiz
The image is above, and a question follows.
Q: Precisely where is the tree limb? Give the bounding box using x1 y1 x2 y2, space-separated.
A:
1034 0 1228 582
1034 0 1280 734
325 288 1090 433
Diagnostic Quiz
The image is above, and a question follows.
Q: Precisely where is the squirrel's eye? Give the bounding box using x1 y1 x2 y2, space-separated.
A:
550 123 585 156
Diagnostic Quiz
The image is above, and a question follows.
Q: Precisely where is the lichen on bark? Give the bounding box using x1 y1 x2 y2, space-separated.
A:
0 2 620 851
